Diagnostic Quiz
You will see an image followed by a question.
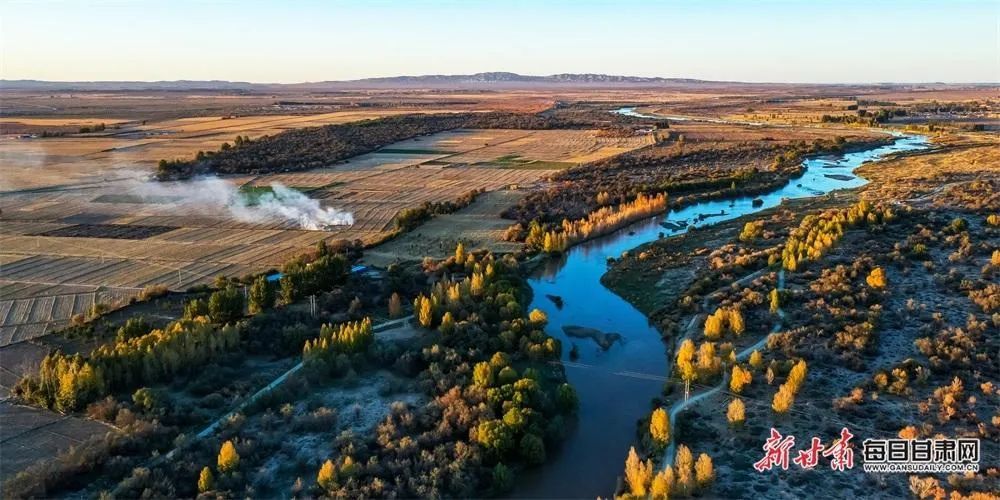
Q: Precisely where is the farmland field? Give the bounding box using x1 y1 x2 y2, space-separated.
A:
0 402 114 481
0 121 652 344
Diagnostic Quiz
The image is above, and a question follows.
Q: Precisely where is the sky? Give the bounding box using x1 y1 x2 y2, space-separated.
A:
1 0 997 84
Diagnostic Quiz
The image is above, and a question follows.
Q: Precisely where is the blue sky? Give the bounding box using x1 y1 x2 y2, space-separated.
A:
1 0 997 83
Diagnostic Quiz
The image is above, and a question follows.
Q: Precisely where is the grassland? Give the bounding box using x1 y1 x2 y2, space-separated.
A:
601 131 999 498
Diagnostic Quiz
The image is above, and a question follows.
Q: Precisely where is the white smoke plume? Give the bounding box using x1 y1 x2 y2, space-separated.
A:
129 175 353 230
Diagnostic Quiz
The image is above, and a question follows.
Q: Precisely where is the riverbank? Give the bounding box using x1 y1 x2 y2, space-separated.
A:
512 132 930 498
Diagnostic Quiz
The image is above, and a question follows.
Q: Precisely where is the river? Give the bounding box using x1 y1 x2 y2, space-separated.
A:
512 111 929 498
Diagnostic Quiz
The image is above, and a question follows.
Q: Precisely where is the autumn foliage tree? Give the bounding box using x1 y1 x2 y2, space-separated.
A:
198 466 214 493
674 444 695 496
624 446 653 496
218 440 240 474
303 318 374 366
730 364 752 394
317 459 337 490
651 467 673 498
727 398 746 426
649 407 670 448
866 266 887 288
695 453 715 488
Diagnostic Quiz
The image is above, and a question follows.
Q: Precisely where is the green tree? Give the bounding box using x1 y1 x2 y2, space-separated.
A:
248 276 274 314
132 387 160 413
520 433 546 465
184 298 209 319
440 311 456 335
208 287 244 323
556 383 579 413
492 463 513 493
498 366 518 385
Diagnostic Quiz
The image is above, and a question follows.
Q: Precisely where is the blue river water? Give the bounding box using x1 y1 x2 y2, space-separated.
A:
512 116 929 497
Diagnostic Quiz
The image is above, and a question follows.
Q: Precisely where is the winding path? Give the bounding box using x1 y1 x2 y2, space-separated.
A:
663 269 785 466
161 315 414 461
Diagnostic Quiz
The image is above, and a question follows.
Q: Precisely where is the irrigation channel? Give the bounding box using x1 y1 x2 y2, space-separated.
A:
512 109 929 497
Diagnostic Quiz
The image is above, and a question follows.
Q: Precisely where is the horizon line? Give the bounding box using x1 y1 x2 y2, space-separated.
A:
2 72 998 88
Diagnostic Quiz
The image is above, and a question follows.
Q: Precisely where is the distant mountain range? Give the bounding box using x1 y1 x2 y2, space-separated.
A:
1 73 720 91
2 73 991 92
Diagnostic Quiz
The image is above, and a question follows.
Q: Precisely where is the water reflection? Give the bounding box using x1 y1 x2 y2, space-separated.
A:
513 127 929 498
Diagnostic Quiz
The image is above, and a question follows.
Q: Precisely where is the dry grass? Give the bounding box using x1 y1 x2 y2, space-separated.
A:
363 190 527 266
858 132 1000 204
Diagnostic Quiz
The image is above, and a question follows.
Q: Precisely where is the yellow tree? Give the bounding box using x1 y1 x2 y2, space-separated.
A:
703 309 725 339
198 466 214 493
624 446 653 496
769 288 780 314
749 350 763 370
417 296 433 328
454 242 466 263
543 232 555 254
866 267 887 288
728 309 745 336
696 342 718 376
773 384 795 414
786 359 808 394
674 444 695 496
470 272 485 297
727 398 745 426
649 408 670 447
676 339 697 395
529 308 548 326
317 459 337 490
218 440 240 473
695 453 715 488
651 467 673 499
730 364 752 394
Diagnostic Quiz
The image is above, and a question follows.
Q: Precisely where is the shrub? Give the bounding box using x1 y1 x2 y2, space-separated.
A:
866 267 887 289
